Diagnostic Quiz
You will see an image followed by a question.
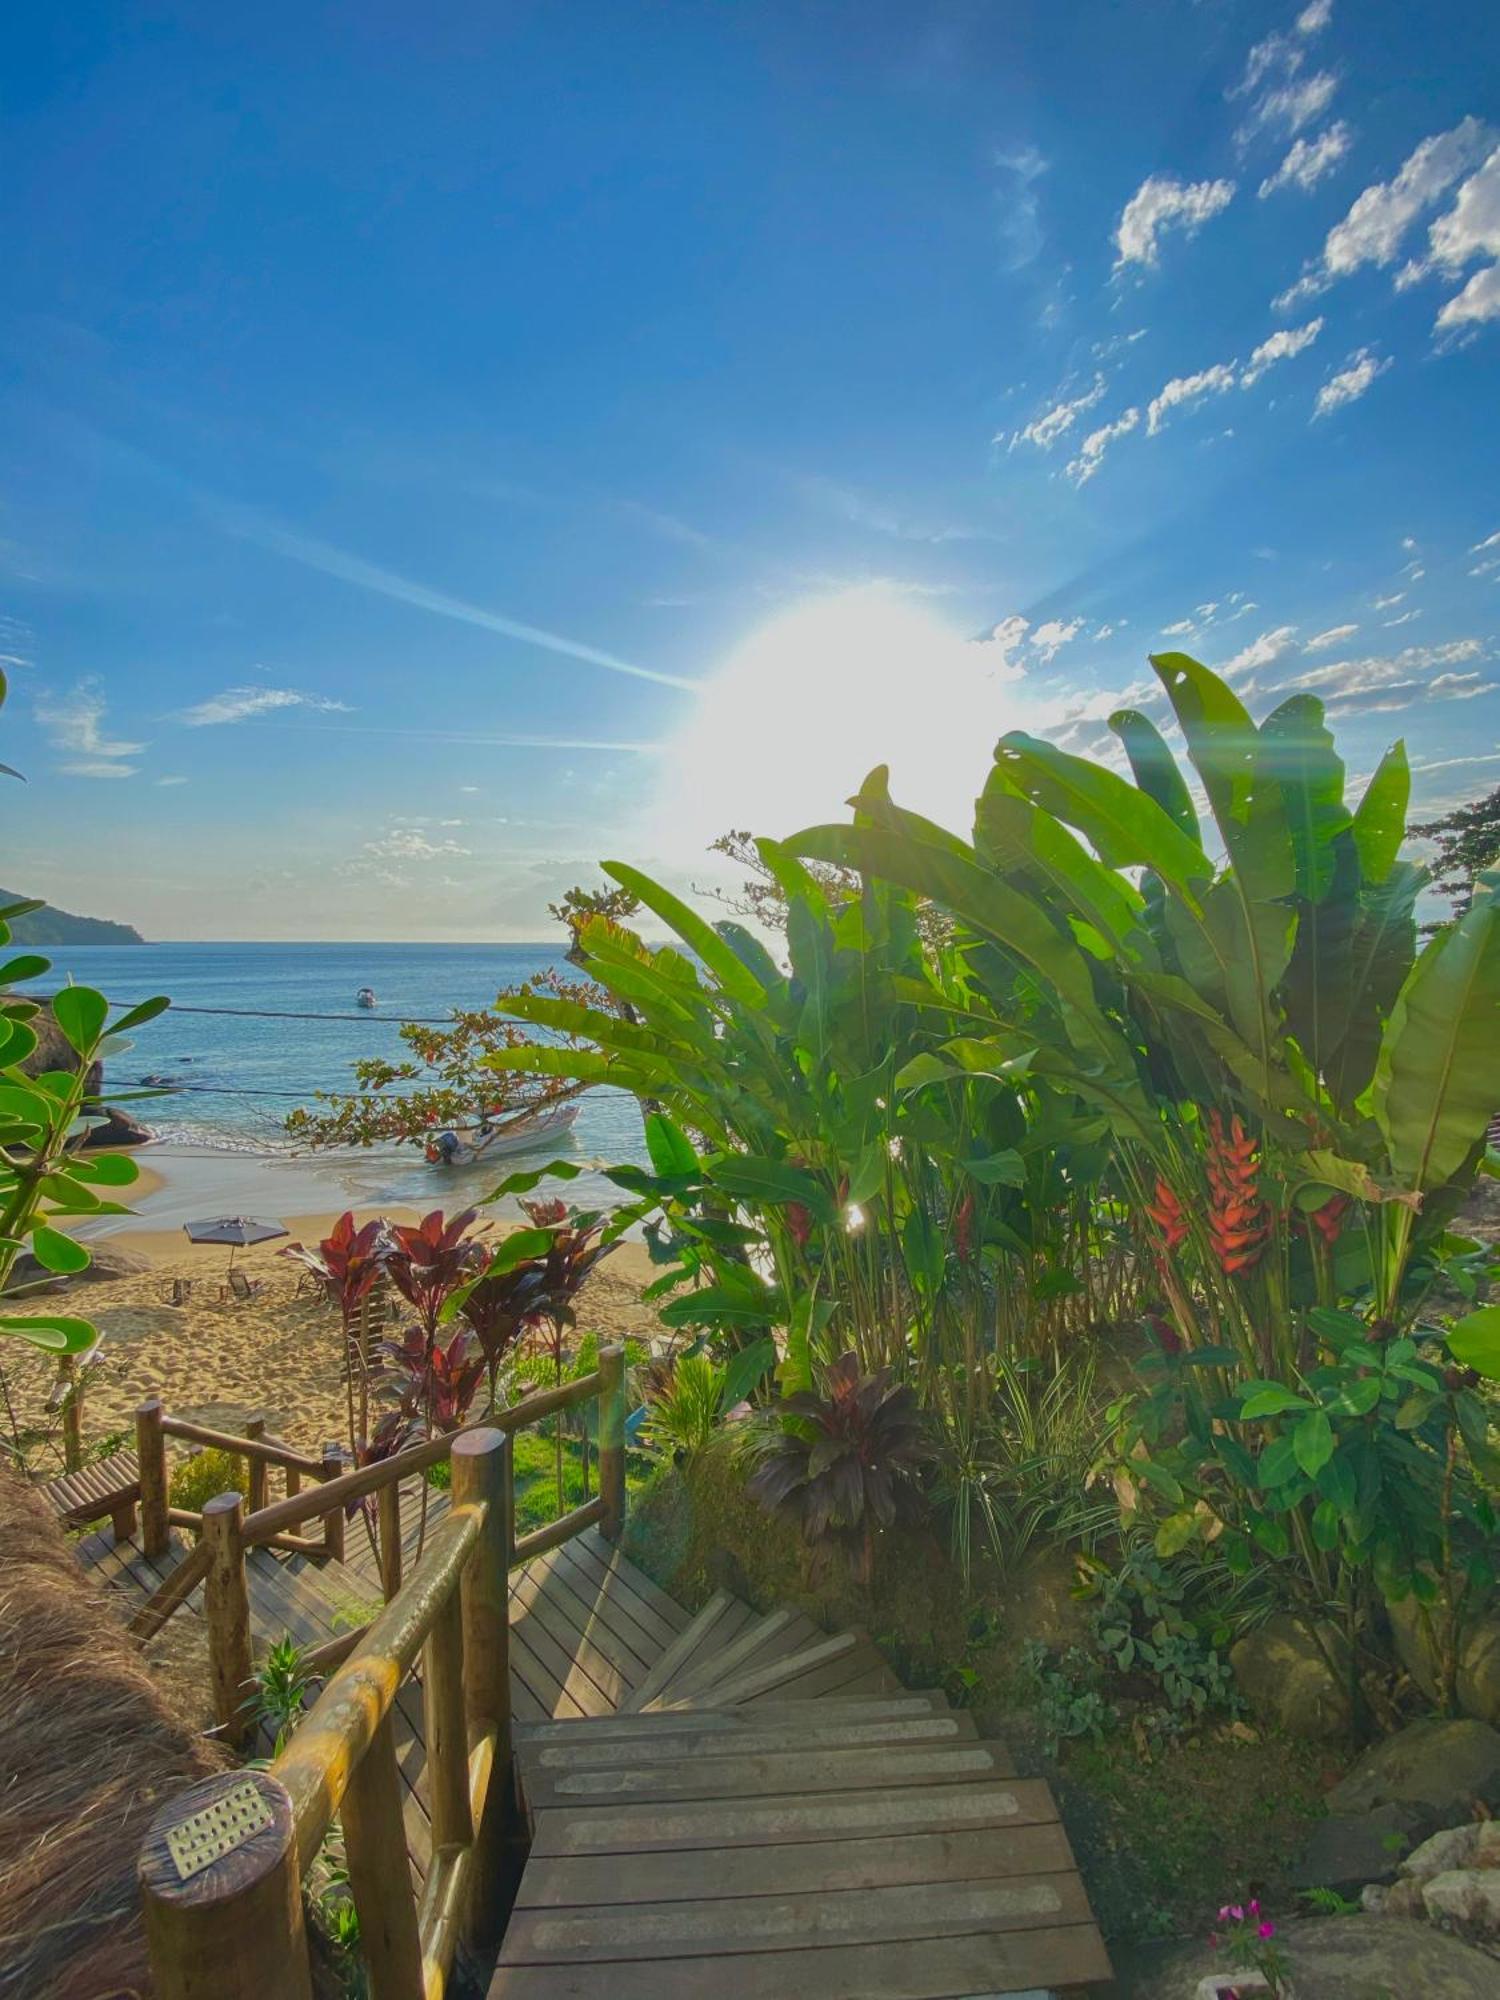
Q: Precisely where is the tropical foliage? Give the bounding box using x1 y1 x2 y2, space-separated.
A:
481 648 1500 1711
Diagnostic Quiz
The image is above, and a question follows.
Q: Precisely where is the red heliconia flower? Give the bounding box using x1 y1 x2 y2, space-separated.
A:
954 1189 975 1262
1308 1192 1349 1246
1205 1111 1269 1276
785 1201 812 1249
1146 1177 1189 1252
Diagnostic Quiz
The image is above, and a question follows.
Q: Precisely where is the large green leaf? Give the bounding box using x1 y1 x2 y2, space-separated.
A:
1281 826 1360 1084
602 862 768 1008
707 1155 836 1222
644 1112 699 1178
991 730 1210 891
1351 741 1410 886
0 1314 99 1356
1258 695 1350 905
1325 860 1421 1113
1109 708 1201 842
1152 653 1294 906
1374 890 1500 1191
1447 1305 1500 1380
973 774 1144 947
49 986 110 1055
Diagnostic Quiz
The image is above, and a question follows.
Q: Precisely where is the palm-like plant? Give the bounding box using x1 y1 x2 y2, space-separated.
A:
748 1352 926 1581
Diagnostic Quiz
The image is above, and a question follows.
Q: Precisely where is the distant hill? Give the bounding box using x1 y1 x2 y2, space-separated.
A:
1 890 145 946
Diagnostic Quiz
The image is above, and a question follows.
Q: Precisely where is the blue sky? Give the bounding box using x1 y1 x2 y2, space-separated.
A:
3 0 1498 940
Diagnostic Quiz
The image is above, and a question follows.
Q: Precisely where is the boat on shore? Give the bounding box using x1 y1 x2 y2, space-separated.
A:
425 1101 578 1167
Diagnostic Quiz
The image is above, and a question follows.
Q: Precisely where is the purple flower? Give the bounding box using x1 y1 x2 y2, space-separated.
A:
1258 1920 1276 1939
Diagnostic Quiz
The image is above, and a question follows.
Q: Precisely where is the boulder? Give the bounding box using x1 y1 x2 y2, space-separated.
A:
1230 1612 1352 1738
79 1105 153 1149
1422 1868 1500 1934
1475 1818 1500 1868
1291 1801 1422 1892
1401 1823 1482 1881
1117 1914 1500 1997
1387 1594 1500 1728
1328 1719 1500 1832
2 1242 149 1294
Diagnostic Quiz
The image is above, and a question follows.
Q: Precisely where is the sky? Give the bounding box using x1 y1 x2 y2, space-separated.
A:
2 0 1498 941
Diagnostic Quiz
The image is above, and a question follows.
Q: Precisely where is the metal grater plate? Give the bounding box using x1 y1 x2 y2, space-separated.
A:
164 1780 274 1881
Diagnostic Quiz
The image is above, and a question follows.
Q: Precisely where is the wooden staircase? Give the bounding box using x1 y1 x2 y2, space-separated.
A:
492 1588 1112 1998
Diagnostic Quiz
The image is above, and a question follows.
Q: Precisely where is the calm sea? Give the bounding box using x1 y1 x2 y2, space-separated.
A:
39 942 649 1212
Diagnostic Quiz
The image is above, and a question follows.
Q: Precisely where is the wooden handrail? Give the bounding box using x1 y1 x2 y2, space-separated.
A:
240 1367 603 1547
160 1413 326 1477
128 1536 214 1640
513 1494 606 1564
140 1428 514 2000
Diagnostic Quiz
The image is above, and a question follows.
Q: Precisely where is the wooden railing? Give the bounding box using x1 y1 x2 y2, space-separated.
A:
140 1426 517 2000
194 1346 626 1743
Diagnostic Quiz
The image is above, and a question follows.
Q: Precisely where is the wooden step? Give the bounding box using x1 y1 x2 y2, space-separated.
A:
656 1605 798 1705
619 1589 747 1712
651 1627 862 1711
517 1711 977 1782
519 1738 1016 1811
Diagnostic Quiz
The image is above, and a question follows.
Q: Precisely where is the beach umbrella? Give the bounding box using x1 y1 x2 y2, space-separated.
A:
183 1215 288 1275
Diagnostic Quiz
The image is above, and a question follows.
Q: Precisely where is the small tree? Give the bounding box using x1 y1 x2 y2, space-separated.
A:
1411 783 1500 924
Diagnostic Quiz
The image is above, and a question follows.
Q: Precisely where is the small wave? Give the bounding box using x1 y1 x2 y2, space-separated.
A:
143 1120 299 1157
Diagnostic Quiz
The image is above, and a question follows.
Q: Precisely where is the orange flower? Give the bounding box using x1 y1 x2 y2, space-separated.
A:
1205 1110 1269 1276
1146 1176 1189 1252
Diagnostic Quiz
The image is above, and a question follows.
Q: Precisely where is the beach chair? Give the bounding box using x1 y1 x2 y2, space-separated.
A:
158 1276 193 1308
219 1269 265 1305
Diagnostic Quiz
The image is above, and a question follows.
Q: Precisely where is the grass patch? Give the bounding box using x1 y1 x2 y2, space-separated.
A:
427 1427 651 1537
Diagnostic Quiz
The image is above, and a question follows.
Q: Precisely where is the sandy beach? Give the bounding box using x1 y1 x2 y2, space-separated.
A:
5 1145 667 1470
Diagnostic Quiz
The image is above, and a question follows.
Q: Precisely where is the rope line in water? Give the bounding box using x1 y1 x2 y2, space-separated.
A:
32 995 461 1026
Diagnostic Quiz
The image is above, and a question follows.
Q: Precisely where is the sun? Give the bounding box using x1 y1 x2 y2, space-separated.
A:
648 585 1038 860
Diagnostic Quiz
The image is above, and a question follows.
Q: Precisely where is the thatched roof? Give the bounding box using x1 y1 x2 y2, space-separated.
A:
0 1467 225 1999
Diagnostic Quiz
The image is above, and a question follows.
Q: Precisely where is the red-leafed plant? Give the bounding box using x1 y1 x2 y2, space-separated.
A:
747 1352 927 1582
461 1261 552 1410
281 1211 388 1462
384 1325 486 1434
513 1201 620 1511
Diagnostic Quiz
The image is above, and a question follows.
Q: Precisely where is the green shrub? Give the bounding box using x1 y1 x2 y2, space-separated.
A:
169 1445 247 1512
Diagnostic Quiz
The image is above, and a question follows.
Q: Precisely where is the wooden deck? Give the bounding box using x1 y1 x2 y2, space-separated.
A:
81 1503 1110 1995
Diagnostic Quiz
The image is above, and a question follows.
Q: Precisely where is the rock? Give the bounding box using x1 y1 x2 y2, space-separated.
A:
1230 1612 1353 1738
1327 1720 1500 1832
1291 1802 1422 1892
1475 1819 1500 1867
1117 1914 1500 1996
1402 1823 1482 1881
80 1105 153 1149
1387 1595 1500 1728
1 1242 150 1294
1383 1876 1427 1918
1422 1867 1500 1932
1361 1882 1390 1912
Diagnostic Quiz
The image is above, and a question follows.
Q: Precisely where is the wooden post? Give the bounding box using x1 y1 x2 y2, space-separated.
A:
244 1416 268 1515
140 1770 312 2000
203 1492 254 1747
377 1479 402 1600
284 1462 301 1503
59 1356 84 1472
598 1341 626 1544
452 1426 512 1951
424 1585 472 1851
320 1442 345 1562
341 1710 424 2000
138 1396 170 1559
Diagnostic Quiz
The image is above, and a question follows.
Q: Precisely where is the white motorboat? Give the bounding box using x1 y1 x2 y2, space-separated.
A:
355 987 377 1009
425 1100 578 1167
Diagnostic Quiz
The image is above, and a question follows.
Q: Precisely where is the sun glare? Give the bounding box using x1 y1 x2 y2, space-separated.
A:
651 586 1039 858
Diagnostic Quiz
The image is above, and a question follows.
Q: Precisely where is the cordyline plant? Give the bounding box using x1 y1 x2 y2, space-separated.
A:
748 1352 926 1583
281 1213 387 1455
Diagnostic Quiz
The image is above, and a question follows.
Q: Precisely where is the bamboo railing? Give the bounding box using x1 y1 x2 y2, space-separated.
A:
139 1427 517 2000
193 1346 626 1743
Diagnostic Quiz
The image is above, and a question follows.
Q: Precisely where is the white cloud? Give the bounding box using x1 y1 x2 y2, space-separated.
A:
1288 637 1488 711
1008 376 1106 451
1240 317 1325 387
1372 591 1405 609
174 685 353 727
1093 623 1118 640
1065 407 1141 484
1383 609 1422 627
1313 347 1390 417
1259 124 1352 198
1224 625 1299 682
34 677 145 778
1162 617 1196 637
155 775 188 787
1437 262 1500 332
994 144 1050 271
1474 530 1500 552
1306 623 1358 649
1147 362 1237 435
1247 72 1339 144
1297 0 1332 31
1325 118 1490 277
1030 617 1086 663
980 614 1032 677
1114 175 1235 269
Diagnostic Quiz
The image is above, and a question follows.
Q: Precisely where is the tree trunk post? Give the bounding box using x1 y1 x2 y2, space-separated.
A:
203 1491 254 1747
452 1425 512 1952
598 1341 626 1544
140 1770 312 2000
59 1356 83 1472
244 1416 268 1515
340 1709 424 1999
377 1478 402 1600
138 1396 170 1559
320 1442 345 1562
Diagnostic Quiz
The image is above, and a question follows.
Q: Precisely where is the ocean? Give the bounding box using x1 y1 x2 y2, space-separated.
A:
39 942 649 1221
